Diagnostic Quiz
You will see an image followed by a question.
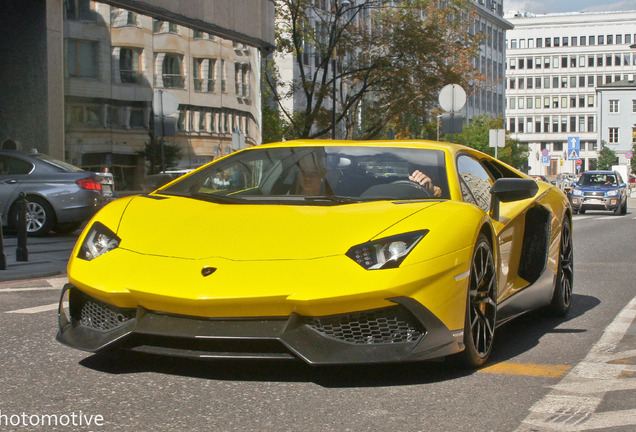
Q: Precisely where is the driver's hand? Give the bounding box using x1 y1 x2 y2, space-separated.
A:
409 170 442 197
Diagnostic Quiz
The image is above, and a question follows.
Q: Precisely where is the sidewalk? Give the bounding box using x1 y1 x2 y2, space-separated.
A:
0 231 78 283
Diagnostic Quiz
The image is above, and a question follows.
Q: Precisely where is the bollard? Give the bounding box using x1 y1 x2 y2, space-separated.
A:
16 192 28 262
0 205 6 270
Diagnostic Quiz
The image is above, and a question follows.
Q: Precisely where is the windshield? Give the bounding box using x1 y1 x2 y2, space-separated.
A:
578 173 618 186
160 146 449 204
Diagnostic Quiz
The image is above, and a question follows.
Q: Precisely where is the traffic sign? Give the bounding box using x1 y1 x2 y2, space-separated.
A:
576 159 582 165
541 155 551 166
153 90 179 117
627 151 634 159
541 148 549 156
568 137 580 160
439 84 466 113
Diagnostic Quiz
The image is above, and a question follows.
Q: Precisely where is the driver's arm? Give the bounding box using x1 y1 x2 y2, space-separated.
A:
409 170 442 197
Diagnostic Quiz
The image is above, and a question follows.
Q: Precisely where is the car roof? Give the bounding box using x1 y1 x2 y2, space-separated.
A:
580 170 616 175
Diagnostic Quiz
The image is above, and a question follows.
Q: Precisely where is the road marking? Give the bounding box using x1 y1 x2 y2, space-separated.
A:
0 287 60 292
514 296 636 431
479 362 571 378
6 302 64 314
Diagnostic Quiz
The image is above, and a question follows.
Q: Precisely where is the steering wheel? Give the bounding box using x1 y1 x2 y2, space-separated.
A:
390 180 433 198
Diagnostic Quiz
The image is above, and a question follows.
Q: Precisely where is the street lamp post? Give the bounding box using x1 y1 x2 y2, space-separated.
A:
332 0 350 140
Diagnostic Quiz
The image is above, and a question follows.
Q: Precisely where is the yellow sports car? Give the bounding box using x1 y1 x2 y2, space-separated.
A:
56 140 573 367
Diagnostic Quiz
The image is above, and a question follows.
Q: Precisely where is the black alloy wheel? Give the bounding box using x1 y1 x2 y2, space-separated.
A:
547 218 573 316
458 234 497 368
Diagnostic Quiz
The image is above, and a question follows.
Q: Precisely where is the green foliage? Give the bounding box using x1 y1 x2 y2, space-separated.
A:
597 143 618 170
269 0 485 140
444 115 529 170
138 131 181 174
631 143 636 175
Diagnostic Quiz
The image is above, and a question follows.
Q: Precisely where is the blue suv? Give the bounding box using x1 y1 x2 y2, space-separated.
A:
571 170 628 215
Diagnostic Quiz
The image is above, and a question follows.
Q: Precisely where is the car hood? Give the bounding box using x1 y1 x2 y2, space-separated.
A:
574 185 619 192
115 195 438 260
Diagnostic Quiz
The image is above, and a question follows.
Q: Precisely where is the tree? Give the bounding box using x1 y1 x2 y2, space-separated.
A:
446 115 529 170
266 0 484 140
597 143 617 170
138 131 182 174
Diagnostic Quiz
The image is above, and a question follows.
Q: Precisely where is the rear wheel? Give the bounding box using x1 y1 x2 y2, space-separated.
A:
546 218 573 316
457 234 497 368
11 196 54 237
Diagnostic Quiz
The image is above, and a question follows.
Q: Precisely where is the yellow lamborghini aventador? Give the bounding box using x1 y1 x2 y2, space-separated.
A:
56 140 573 368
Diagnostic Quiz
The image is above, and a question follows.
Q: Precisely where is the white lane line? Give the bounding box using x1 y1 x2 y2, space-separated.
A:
6 302 65 314
514 296 636 431
0 287 60 293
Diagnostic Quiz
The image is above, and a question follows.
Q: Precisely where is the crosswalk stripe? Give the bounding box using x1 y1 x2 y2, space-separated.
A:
6 302 64 314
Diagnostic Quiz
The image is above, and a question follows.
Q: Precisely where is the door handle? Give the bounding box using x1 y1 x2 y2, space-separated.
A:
4 179 17 184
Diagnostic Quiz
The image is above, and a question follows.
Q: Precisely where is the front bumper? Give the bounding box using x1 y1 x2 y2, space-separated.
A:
56 284 463 365
571 196 620 211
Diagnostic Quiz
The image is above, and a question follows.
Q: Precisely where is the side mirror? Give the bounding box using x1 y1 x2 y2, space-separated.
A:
490 178 539 220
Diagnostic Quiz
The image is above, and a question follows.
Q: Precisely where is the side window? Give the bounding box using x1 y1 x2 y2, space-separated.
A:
457 155 493 212
0 156 33 175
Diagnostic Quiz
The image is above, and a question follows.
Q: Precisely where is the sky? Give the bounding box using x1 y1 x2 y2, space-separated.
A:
505 0 636 14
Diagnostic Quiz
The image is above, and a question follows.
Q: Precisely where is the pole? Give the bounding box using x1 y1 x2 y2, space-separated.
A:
332 56 337 140
159 90 166 173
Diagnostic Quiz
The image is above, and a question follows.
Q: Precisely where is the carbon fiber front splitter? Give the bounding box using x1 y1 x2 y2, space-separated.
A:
56 284 464 365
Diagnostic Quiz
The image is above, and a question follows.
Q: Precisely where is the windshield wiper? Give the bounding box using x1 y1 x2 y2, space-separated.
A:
303 195 362 204
190 192 247 204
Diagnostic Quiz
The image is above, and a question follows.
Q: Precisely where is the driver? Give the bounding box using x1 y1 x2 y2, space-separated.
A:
410 170 442 197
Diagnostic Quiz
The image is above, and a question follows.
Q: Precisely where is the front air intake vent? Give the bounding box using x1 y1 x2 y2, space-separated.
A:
304 306 424 345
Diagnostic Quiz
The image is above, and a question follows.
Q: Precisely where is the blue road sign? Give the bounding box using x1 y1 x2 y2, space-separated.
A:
541 155 551 165
568 137 580 160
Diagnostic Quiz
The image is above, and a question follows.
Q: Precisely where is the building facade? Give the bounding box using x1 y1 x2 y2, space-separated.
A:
504 10 636 177
467 0 512 121
64 1 263 190
597 77 636 166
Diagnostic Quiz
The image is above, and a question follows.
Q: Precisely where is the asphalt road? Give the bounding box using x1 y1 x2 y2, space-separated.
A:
0 209 634 432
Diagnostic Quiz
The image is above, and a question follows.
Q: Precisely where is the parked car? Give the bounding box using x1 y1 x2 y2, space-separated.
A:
0 150 114 236
530 174 550 183
570 170 628 215
57 140 573 368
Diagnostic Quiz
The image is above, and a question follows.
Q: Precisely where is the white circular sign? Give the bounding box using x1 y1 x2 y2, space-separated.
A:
439 84 467 113
153 90 179 116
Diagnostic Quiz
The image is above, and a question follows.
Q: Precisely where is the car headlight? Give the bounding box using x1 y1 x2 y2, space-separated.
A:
346 230 428 270
571 189 583 197
606 189 619 197
78 222 120 261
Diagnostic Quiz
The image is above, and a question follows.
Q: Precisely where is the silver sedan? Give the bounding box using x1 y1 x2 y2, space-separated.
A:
0 150 114 236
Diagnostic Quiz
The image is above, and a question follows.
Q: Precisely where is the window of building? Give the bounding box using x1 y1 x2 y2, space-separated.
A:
570 57 576 68
65 0 94 21
570 116 576 132
588 95 595 107
545 38 551 47
570 97 576 108
608 35 614 44
563 37 569 46
632 100 636 113
544 117 550 132
580 36 587 46
609 100 619 113
579 56 585 67
589 35 595 45
606 55 612 66
159 53 184 88
597 56 603 67
626 34 632 44
535 118 541 132
553 57 560 68
561 118 567 132
552 97 559 108
119 47 142 84
509 98 516 109
598 35 605 45
544 57 551 69
130 108 145 128
579 96 585 108
561 96 568 107
509 78 516 89
554 37 560 47
509 58 516 69
588 116 594 132
519 58 525 69
588 75 594 87
527 97 533 108
572 36 578 46
579 116 585 132
554 142 563 152
66 39 98 78
561 56 568 68
553 77 559 88
527 79 533 89
510 39 517 49
535 57 542 69
579 76 585 87
561 77 568 88
519 78 525 89
535 77 542 89
111 8 138 27
544 97 550 108
609 127 619 143
537 38 543 48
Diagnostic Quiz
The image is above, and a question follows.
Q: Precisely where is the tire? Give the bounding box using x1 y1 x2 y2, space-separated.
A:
620 199 627 215
578 208 586 214
11 196 55 237
546 218 573 316
457 233 497 368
